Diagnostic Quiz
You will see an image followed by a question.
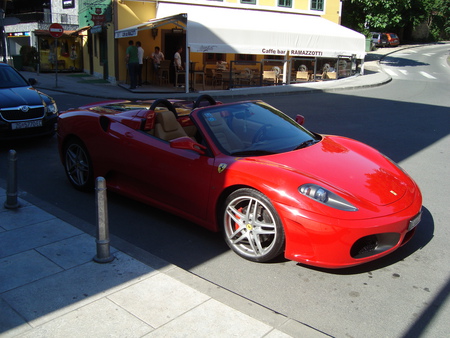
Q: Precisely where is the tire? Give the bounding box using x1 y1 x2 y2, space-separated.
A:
221 188 285 262
63 139 94 191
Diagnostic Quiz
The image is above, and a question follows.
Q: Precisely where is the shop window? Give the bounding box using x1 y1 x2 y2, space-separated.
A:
278 0 292 8
236 54 256 62
310 0 324 11
264 55 283 65
204 53 225 63
241 0 256 4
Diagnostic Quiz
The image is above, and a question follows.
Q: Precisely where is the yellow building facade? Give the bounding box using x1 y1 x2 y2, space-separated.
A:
81 0 364 88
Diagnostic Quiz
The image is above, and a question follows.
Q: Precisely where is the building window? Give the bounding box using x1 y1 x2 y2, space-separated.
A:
278 0 292 8
62 0 75 9
310 0 324 11
235 54 256 62
204 53 225 63
241 0 256 4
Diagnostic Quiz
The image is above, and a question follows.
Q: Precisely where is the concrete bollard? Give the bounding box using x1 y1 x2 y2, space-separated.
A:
4 149 19 210
93 177 114 263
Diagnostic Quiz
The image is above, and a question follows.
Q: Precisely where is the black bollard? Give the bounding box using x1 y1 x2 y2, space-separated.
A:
4 150 19 209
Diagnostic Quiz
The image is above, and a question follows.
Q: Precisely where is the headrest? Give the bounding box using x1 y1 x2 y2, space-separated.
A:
156 110 179 132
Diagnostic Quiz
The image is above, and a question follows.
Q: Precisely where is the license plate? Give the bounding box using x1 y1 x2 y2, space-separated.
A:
408 211 422 231
11 120 43 130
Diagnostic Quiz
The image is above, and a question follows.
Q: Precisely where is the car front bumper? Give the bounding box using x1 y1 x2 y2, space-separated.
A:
274 196 423 269
0 115 57 140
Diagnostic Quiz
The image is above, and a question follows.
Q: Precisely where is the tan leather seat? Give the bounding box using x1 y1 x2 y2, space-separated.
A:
154 110 189 141
207 116 243 153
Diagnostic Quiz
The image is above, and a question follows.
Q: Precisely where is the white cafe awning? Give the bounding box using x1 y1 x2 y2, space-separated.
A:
156 4 366 59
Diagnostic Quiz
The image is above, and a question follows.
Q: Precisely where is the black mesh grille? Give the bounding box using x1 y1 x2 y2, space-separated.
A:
0 106 45 121
350 235 378 258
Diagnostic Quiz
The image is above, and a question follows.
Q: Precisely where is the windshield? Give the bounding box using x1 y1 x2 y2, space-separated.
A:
199 101 321 156
0 66 29 89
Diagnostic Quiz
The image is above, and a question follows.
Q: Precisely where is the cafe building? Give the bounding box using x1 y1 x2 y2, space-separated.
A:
4 0 81 72
94 0 366 91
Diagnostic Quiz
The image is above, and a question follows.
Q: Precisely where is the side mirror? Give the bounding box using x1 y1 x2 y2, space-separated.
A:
28 78 37 86
295 114 305 125
170 136 207 155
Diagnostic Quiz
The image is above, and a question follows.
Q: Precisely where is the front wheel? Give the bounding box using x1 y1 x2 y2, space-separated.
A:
221 188 285 262
63 139 94 191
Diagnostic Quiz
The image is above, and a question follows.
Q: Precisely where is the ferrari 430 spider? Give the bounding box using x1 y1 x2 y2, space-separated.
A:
57 94 422 268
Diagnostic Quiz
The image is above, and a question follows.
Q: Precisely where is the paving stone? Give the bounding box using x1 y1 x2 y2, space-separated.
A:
145 298 273 337
108 273 210 328
36 233 117 269
0 250 62 293
17 298 153 337
2 252 157 327
0 219 83 258
0 205 55 230
0 297 32 337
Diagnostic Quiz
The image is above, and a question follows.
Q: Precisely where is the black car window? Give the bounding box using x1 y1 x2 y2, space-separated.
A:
0 66 29 89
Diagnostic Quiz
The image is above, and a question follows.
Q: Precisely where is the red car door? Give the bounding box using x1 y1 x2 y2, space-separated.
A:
105 122 215 225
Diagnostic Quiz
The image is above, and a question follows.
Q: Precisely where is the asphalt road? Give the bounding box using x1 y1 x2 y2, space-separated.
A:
1 44 449 337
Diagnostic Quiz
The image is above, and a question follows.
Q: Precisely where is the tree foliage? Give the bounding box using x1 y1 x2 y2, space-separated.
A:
341 0 449 41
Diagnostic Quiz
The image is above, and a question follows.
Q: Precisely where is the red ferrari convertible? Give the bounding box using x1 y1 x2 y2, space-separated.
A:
57 94 422 268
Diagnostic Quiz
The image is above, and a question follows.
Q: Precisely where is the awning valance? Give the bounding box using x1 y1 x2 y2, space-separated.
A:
34 29 76 37
114 14 186 39
70 26 91 36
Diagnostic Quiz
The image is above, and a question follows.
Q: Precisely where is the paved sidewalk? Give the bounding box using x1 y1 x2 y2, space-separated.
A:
0 187 329 337
1 45 429 337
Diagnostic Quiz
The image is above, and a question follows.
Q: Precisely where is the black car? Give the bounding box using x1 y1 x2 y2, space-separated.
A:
0 63 58 140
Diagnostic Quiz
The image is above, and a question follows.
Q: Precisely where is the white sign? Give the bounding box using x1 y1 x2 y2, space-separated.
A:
114 29 138 39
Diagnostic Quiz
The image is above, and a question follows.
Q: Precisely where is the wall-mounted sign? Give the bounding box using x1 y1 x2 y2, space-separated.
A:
79 0 112 27
7 32 31 38
91 25 103 34
63 0 75 9
91 10 105 27
114 28 138 39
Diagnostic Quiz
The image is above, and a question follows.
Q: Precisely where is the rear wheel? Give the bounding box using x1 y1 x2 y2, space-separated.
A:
222 188 285 262
63 139 94 191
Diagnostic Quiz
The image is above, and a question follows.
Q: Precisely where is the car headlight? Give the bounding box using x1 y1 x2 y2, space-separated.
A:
45 102 58 115
299 184 358 211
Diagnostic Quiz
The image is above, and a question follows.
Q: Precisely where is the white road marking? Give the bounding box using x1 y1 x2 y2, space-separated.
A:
419 71 437 79
384 68 398 77
398 69 409 75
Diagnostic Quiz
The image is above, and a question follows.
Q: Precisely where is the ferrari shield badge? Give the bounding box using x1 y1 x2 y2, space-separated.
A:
218 163 227 173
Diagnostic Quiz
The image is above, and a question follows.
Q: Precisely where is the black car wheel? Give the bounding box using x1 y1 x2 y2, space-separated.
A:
222 188 285 262
64 139 94 191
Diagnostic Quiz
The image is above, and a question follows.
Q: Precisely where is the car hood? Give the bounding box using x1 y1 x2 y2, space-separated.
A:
245 136 409 206
0 86 44 109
